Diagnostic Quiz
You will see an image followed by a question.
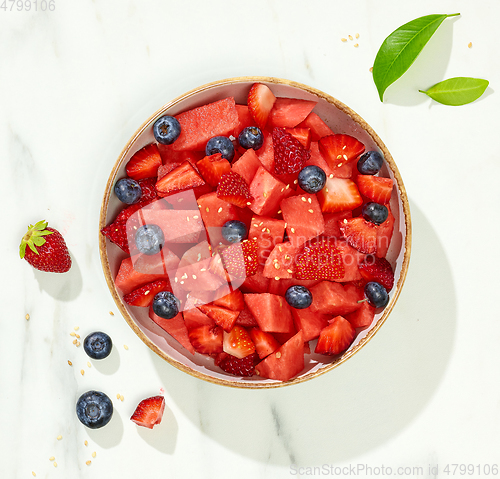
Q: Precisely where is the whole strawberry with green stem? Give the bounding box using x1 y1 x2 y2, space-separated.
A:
20 220 72 273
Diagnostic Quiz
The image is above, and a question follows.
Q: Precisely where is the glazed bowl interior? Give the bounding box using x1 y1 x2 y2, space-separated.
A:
99 76 411 388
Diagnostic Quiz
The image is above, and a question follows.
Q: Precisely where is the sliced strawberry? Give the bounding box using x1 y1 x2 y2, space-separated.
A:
221 238 259 278
358 256 394 291
315 316 356 355
157 162 182 180
318 134 365 172
339 217 378 254
247 83 276 129
249 328 280 359
223 325 255 359
126 143 162 180
130 396 165 429
216 171 253 208
356 175 393 204
136 177 160 202
272 127 311 174
196 153 231 187
188 324 223 354
155 161 205 196
123 280 170 307
197 304 240 332
317 177 363 213
213 289 245 311
284 127 312 149
295 237 345 281
217 351 258 377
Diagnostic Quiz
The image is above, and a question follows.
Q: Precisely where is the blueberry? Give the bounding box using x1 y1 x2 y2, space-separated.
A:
135 224 164 255
362 202 389 225
83 332 112 360
76 391 113 429
153 115 181 145
205 136 235 161
238 126 264 150
285 285 313 309
364 281 389 308
114 178 142 204
221 220 248 243
357 151 384 175
297 165 327 194
153 291 179 319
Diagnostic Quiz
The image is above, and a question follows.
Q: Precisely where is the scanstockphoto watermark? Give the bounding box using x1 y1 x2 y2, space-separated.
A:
1 0 55 12
290 463 499 476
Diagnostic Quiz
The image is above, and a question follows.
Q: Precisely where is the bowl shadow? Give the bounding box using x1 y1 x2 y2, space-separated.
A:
151 199 456 465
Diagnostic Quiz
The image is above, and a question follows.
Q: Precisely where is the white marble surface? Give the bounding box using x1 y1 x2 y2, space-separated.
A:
2 0 500 477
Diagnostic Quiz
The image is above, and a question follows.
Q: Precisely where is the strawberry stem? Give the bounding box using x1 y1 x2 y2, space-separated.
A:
19 220 53 258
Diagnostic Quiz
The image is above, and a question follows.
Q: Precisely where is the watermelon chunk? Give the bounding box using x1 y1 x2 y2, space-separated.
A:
244 293 294 333
323 211 353 238
255 330 304 381
255 130 274 171
263 241 301 279
303 141 334 177
309 281 362 316
291 308 329 342
344 301 375 329
233 104 256 136
231 149 262 185
173 97 239 151
157 143 204 167
267 98 317 128
376 205 395 258
248 166 290 217
115 256 170 295
240 265 271 293
148 306 195 354
296 112 334 141
248 215 286 264
183 308 215 331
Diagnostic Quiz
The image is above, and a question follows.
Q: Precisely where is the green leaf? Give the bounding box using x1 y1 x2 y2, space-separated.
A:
373 13 460 101
419 77 489 105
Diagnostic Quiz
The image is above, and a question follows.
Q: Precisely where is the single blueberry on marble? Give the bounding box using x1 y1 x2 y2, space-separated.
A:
76 391 113 429
83 332 113 360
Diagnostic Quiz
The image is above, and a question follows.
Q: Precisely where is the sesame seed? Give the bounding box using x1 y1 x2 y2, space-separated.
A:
287 269 293 274
337 154 342 159
193 215 199 219
178 198 184 202
74 326 79 331
144 290 150 295
354 43 359 48
291 228 295 233
263 192 267 198
84 440 88 446
329 174 334 178
76 341 80 347
253 236 257 240
266 228 270 233
341 37 347 42
278 246 283 252
32 472 36 477
294 180 298 184
277 210 281 214
348 34 353 40
81 369 84 376
174 277 178 283
274 263 280 269
369 67 373 72
261 227 266 232
247 202 251 206
301 197 306 202
70 332 76 337
87 362 91 368
49 456 55 461
280 187 285 192
285 255 291 260
116 393 121 399
57 435 62 440
308 198 312 203
182 273 188 279
285 184 290 189
308 209 314 213
218 207 223 213
326 188 329 193
75 334 80 338
343 218 348 224
355 33 360 38
200 268 206 272
468 41 472 48
197 253 201 261
109 311 114 316
120 395 124 401
186 216 190 222
259 222 263 226
86 460 92 466
338 163 343 167
205 207 209 212
68 360 72 366
275 276 280 281
53 462 58 468
192 275 197 279
284 223 287 228
124 345 129 350
276 352 282 358
343 154 348 161
92 452 97 458
73 339 77 345
253 223 259 227
25 314 30 320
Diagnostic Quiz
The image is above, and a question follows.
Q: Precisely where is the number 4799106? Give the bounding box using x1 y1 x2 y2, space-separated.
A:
1 0 55 11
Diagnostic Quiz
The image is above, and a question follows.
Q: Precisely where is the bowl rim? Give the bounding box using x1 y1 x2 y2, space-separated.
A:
99 76 412 389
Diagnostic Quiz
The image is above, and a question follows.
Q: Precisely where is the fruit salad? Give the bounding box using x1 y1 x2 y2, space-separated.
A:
101 83 397 383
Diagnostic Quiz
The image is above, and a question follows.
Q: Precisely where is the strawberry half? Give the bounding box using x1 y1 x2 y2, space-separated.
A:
247 83 276 129
358 256 394 291
317 177 363 213
223 325 256 358
249 328 280 359
318 134 365 171
20 220 71 273
196 153 231 187
315 316 356 355
216 171 253 208
130 396 165 429
198 304 240 332
126 143 162 180
221 238 259 278
339 217 378 254
123 280 170 307
272 127 311 174
284 127 312 149
155 160 205 196
217 351 258 376
295 238 345 281
188 324 224 354
356 175 393 204
213 289 245 311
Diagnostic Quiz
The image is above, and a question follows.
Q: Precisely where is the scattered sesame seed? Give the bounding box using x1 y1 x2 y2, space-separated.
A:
274 263 280 269
301 197 306 202
180 281 184 285
68 360 72 366
343 154 348 161
280 187 285 192
57 435 62 440
218 207 223 213
308 209 314 213
277 210 281 214
276 352 282 358
193 215 199 219
291 228 295 233
92 452 97 458
287 269 293 274
178 198 184 202
337 154 342 159
275 276 280 281
49 456 55 461
348 34 353 40
109 311 114 316
356 33 360 39
253 223 259 227
343 218 348 223
53 462 58 468
124 345 129 350
468 42 472 48
284 223 287 228
87 362 91 368
84 440 88 446
73 339 77 345
192 274 197 280
86 460 91 466
174 277 178 283
266 228 270 233
341 37 347 42
120 395 124 402
116 393 120 399
253 236 257 240
285 255 291 260
338 163 343 167
76 341 80 347
294 180 298 184
80 369 85 376
285 184 290 189
261 227 266 232
354 43 359 48
329 174 334 178
200 268 206 272
259 222 264 226
369 66 373 72
70 332 76 337
182 273 188 279
263 192 267 198
246 202 251 206
186 216 190 222
205 207 209 212
74 326 79 331
32 472 36 477
278 246 283 252
326 188 329 193
308 198 312 204
25 314 30 320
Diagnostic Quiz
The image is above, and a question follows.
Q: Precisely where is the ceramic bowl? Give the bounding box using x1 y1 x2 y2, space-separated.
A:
99 76 411 388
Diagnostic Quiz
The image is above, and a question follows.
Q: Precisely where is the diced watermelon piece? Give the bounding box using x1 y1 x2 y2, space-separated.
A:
309 281 362 316
255 130 274 171
280 193 325 246
148 307 195 354
131 249 180 276
291 308 329 342
296 112 334 141
233 104 256 136
345 301 375 329
244 293 294 333
157 143 204 167
198 304 240 332
231 149 262 185
115 256 169 295
267 98 317 128
155 161 205 196
376 205 395 258
173 97 239 151
183 308 215 331
213 289 245 311
248 166 290 217
303 141 334 176
263 241 301 279
248 215 286 264
239 265 271 293
335 239 364 282
235 306 259 327
323 211 353 237
249 328 281 359
255 330 304 381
